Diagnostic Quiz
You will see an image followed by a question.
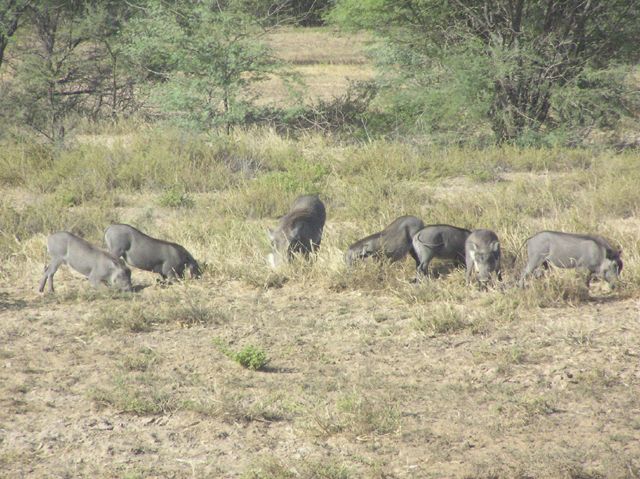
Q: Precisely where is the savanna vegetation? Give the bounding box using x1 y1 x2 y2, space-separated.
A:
1 1 640 478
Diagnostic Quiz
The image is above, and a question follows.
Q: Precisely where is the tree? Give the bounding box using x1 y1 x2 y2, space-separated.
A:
331 0 640 141
9 1 95 141
124 0 283 132
82 2 139 119
3 1 139 140
0 0 30 69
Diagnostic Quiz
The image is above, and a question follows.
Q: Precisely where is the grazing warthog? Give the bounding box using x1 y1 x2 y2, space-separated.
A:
39 232 132 293
518 231 623 288
346 216 424 266
267 195 326 268
412 225 471 279
465 229 502 286
105 224 201 280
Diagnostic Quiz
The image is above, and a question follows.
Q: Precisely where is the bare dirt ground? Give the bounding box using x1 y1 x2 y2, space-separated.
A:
2 267 640 478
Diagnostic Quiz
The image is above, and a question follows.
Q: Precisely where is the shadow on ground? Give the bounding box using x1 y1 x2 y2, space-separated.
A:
0 292 28 312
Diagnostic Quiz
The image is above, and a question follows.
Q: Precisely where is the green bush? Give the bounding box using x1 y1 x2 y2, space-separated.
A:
234 345 269 371
158 185 195 208
214 339 269 371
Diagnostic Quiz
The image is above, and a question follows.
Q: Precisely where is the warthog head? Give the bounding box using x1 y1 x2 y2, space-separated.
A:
112 261 133 292
468 240 500 284
344 247 363 267
188 260 202 279
267 228 289 268
602 250 623 287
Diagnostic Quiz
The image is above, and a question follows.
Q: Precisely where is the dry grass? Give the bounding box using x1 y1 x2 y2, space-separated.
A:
1 127 640 477
250 27 376 106
252 64 376 105
265 28 372 65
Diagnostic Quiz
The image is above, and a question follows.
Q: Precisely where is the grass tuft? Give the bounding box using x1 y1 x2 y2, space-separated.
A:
158 185 195 208
414 304 471 335
214 339 270 371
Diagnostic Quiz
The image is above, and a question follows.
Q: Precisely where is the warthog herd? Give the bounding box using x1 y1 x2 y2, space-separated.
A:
39 194 623 293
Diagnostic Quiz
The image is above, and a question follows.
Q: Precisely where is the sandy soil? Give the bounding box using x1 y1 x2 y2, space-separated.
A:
2 272 639 478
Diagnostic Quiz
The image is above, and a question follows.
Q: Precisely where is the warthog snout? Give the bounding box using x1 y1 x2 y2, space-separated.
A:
465 230 501 288
113 265 133 292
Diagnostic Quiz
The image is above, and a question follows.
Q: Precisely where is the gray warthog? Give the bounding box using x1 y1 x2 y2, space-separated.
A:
267 195 326 268
412 224 471 279
39 232 132 293
518 231 622 288
346 215 424 266
465 229 502 286
105 224 201 280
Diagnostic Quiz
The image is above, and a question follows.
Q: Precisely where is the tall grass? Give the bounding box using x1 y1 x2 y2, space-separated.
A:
1 125 639 299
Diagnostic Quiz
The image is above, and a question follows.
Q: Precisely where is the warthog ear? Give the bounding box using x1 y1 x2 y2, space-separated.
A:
607 249 622 260
491 241 500 253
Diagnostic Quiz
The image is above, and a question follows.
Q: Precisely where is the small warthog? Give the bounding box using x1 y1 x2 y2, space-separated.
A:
39 232 132 293
268 195 326 268
346 215 424 266
465 229 502 286
518 231 623 288
105 224 201 280
412 224 471 279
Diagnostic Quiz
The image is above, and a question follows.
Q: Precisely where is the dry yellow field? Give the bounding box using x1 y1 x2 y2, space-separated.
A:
266 28 371 65
253 28 376 105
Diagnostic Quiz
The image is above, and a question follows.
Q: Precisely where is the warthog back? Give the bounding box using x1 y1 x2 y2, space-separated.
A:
346 215 424 266
268 195 326 267
412 224 471 279
105 224 201 279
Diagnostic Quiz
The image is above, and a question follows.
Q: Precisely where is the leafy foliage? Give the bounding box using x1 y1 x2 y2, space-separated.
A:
1 1 639 144
233 345 269 371
0 1 140 141
215 339 270 371
158 185 195 208
124 0 282 131
331 0 640 142
0 0 29 68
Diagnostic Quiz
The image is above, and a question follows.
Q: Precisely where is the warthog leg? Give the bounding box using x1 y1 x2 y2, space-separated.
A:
39 258 64 293
88 270 103 288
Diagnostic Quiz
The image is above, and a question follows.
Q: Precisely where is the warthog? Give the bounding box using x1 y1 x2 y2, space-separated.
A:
346 215 424 266
518 231 623 288
105 224 201 280
412 224 471 279
39 232 132 293
267 195 326 268
465 229 502 286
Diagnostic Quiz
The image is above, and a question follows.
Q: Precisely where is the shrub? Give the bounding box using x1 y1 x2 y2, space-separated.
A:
214 339 269 371
233 345 269 370
158 185 195 208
